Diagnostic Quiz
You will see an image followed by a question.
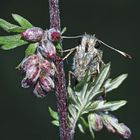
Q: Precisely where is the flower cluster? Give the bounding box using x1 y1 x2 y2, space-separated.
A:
20 28 61 97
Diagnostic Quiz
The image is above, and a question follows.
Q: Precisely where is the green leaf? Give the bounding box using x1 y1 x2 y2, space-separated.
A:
8 26 26 33
61 27 67 35
80 71 92 103
88 115 95 139
104 74 128 93
90 100 127 112
49 107 59 127
56 43 62 50
67 63 129 138
56 43 63 56
0 34 28 50
86 100 101 112
67 88 82 111
83 63 110 102
51 120 59 127
0 18 21 32
48 107 59 120
67 86 78 105
68 104 77 118
12 14 33 28
75 71 91 91
80 117 89 128
91 63 111 93
25 43 38 56
1 42 27 50
0 34 21 44
85 88 104 103
78 123 85 133
89 126 95 139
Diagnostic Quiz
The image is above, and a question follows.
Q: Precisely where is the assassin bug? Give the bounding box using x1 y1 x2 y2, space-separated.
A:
62 34 131 86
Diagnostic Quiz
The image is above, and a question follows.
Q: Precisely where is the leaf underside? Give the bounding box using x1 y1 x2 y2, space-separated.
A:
67 63 128 139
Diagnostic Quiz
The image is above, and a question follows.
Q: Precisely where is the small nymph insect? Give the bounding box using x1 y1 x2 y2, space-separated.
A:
62 34 131 86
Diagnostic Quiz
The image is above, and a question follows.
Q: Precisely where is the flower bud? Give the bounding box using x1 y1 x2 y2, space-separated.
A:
33 82 46 98
21 65 40 88
101 114 131 139
118 123 131 139
21 27 44 42
41 60 56 76
40 76 55 92
47 28 61 42
88 113 103 131
20 54 39 72
38 41 56 59
20 52 56 98
102 114 117 133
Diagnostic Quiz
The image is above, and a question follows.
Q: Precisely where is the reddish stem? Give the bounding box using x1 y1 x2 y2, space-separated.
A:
49 0 71 140
49 0 60 30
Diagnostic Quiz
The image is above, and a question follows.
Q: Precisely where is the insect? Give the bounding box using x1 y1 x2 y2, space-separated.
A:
62 34 131 86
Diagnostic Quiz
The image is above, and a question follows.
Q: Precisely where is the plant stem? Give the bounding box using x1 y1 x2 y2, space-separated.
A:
49 0 60 30
48 0 71 140
55 60 72 140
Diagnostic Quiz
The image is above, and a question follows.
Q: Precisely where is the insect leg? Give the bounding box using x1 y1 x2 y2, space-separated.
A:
92 54 103 74
60 48 75 52
62 47 76 61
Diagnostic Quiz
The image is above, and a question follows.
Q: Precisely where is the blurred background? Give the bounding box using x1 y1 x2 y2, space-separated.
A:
0 0 139 140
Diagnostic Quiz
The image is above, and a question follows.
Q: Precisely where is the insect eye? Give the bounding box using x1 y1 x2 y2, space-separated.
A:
94 41 100 49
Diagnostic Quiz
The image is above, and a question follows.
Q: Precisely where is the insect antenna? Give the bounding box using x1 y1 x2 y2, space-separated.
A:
98 39 132 59
62 35 83 39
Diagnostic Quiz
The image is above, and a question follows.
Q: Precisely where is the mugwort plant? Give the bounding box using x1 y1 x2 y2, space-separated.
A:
0 0 131 140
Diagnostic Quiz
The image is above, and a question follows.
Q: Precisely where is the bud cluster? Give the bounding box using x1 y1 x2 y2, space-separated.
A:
88 113 131 139
20 27 61 97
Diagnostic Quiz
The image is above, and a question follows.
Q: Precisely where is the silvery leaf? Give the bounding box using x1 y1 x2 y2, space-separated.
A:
104 74 128 93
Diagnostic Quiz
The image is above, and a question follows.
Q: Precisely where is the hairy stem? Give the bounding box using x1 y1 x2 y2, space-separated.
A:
55 60 72 140
49 0 60 30
48 0 71 140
